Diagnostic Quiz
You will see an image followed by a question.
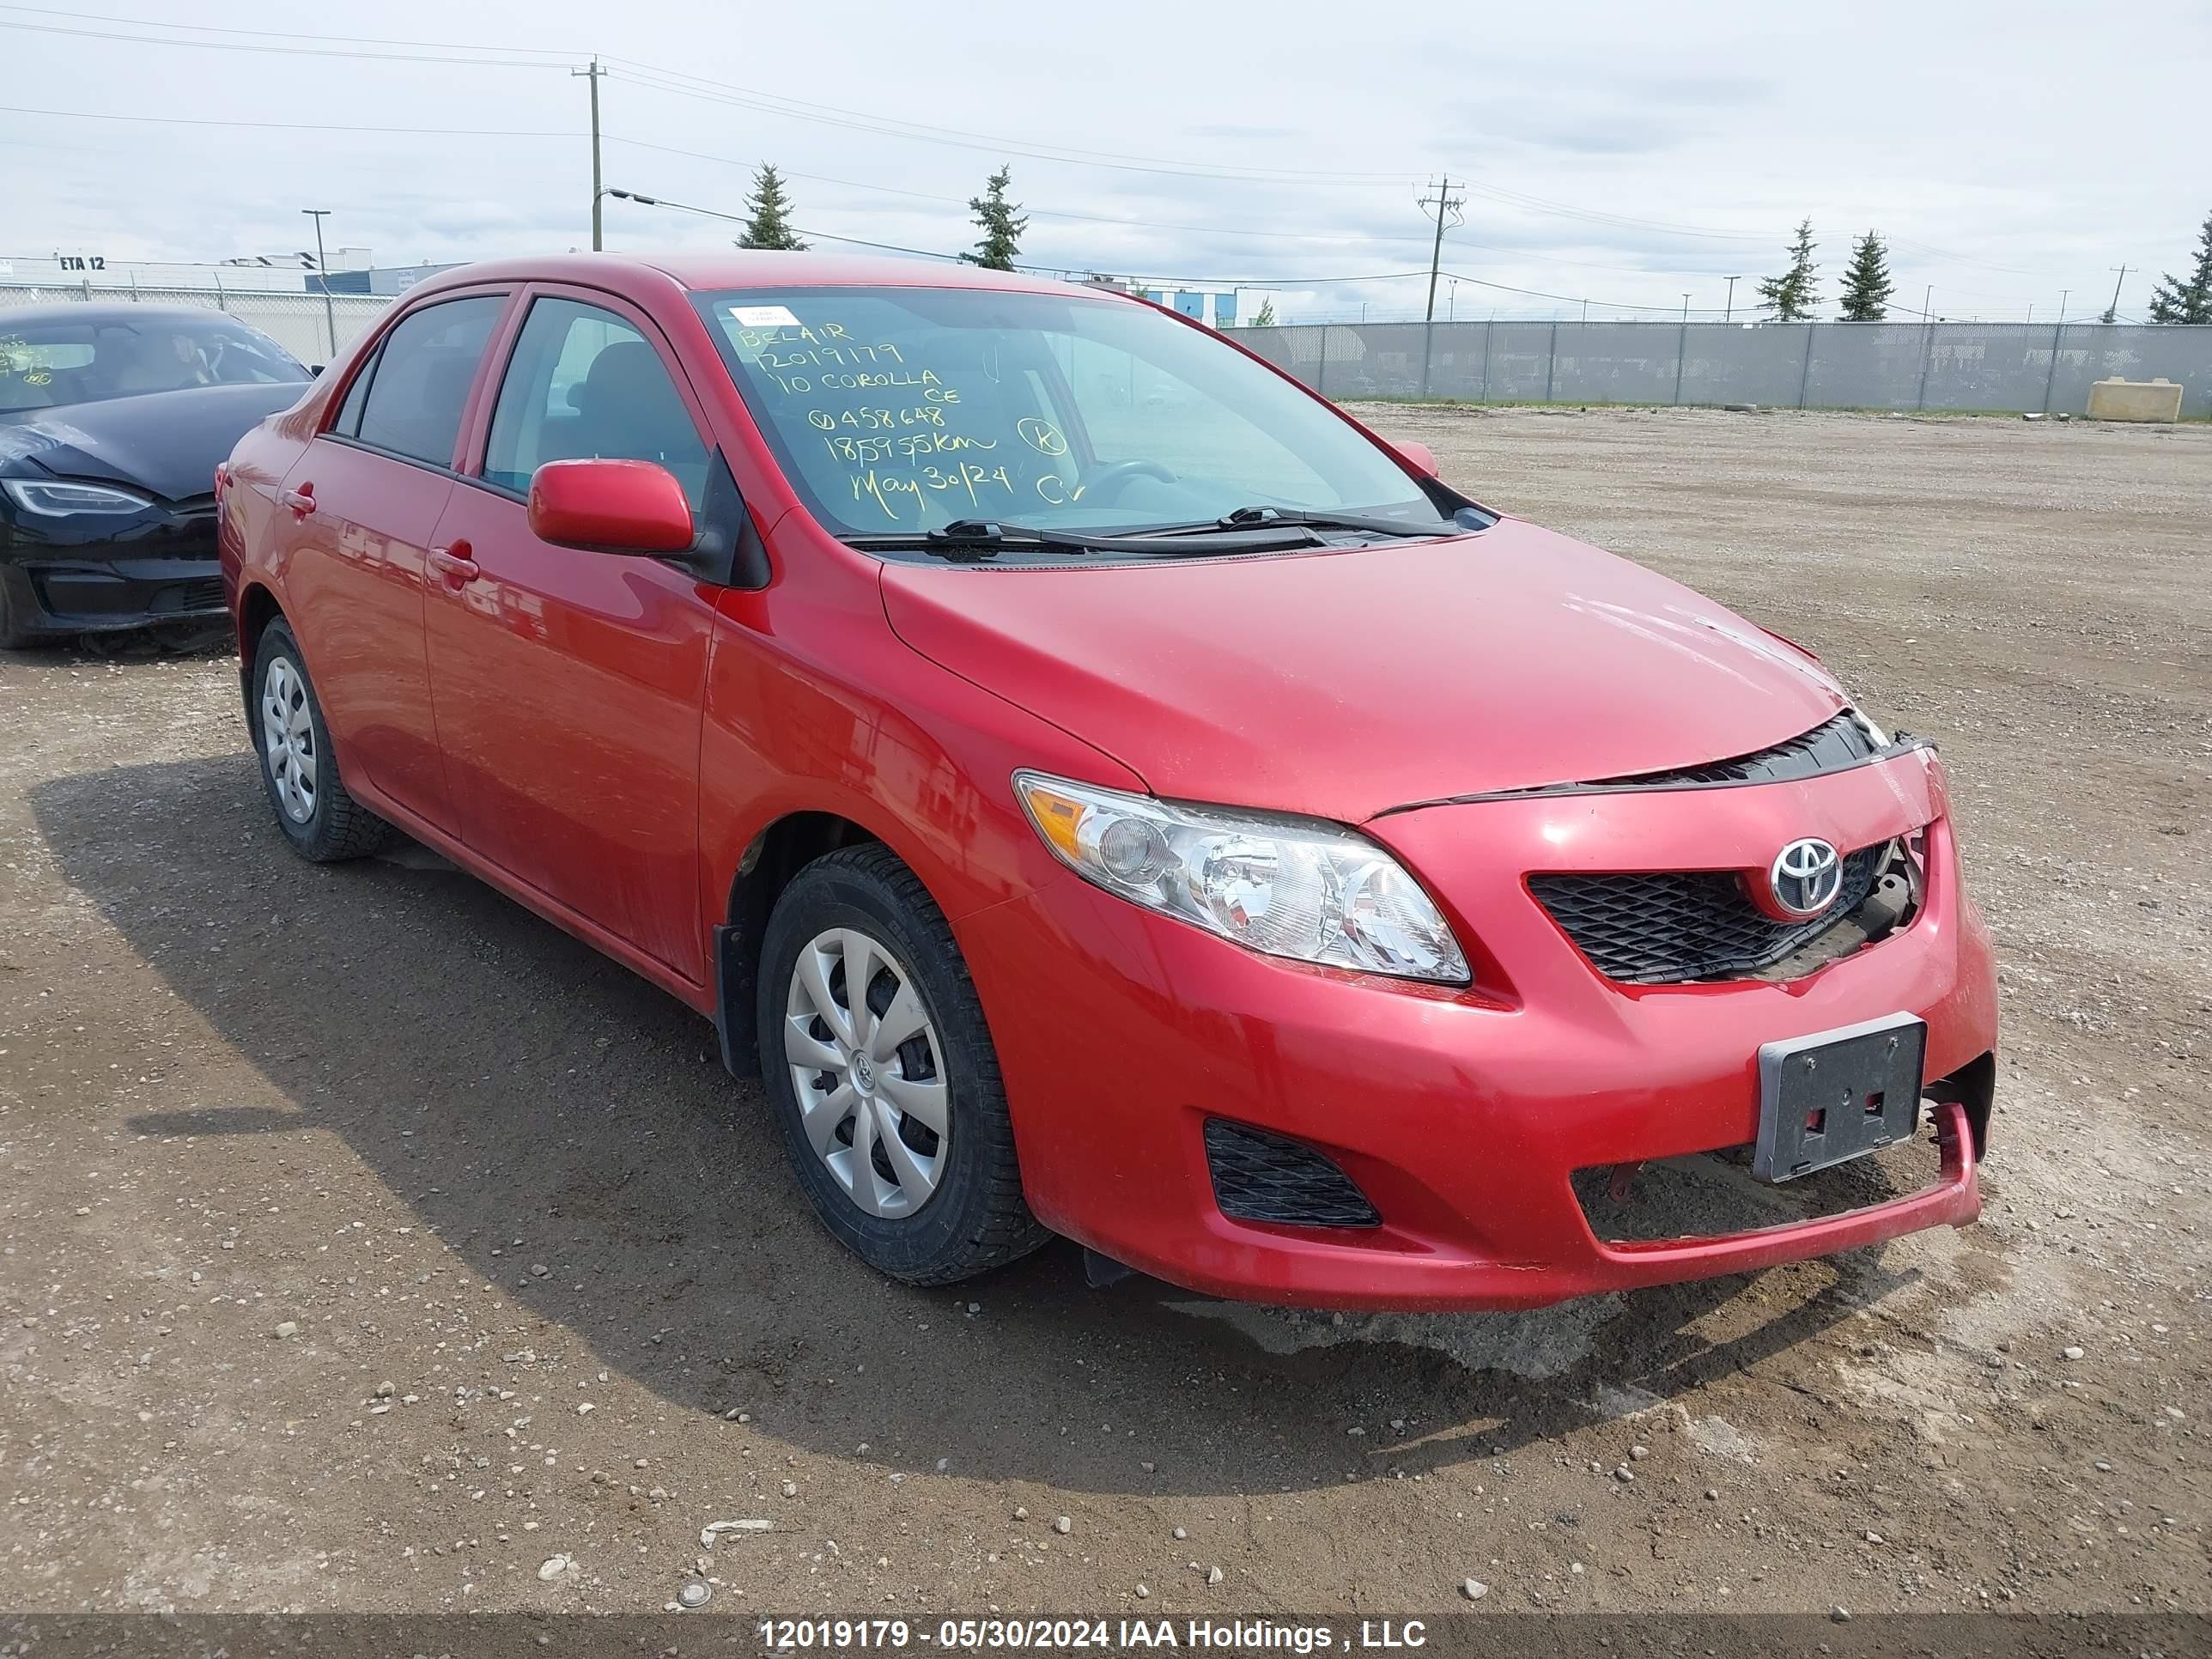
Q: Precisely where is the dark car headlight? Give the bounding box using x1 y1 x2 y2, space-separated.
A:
2 478 155 516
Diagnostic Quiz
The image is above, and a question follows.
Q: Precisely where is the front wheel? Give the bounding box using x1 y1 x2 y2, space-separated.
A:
757 845 1047 1285
252 619 393 861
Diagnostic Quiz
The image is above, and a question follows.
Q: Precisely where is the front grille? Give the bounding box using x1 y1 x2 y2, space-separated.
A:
1590 711 1878 791
1531 842 1887 984
1204 1119 1379 1229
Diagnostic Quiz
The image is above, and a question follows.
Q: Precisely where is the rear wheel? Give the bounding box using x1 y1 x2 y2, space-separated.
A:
758 844 1047 1285
252 619 393 861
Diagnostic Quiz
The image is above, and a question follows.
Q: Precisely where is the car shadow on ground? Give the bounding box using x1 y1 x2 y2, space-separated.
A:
34 754 1962 1499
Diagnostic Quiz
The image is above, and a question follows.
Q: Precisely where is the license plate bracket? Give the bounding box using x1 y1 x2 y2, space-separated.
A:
1754 1012 1928 1182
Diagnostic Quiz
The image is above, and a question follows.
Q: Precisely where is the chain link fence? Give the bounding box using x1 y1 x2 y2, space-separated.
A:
0 283 394 366
1229 319 2212 417
9 284 2206 418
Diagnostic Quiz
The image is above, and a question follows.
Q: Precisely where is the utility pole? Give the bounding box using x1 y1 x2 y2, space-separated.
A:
2103 265 2129 323
301 208 336 360
574 57 605 251
1418 175 1462 325
1922 283 1933 322
1723 275 1741 322
1416 174 1463 397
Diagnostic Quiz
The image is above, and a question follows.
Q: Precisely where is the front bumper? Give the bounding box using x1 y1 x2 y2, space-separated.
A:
958 747 1997 1311
1 501 223 639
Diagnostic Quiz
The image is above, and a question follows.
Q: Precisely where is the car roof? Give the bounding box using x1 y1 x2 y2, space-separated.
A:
405 252 1131 305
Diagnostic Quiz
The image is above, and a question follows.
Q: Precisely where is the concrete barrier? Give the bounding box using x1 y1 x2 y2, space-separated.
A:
2086 377 2185 422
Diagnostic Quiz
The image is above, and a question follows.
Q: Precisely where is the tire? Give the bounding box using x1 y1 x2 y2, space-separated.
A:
251 618 394 862
757 844 1048 1285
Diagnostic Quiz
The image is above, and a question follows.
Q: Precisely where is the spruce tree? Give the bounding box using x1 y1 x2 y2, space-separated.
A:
959 167 1027 271
1755 220 1820 322
1836 231 1894 321
737 164 807 252
1252 297 1278 326
2146 212 2212 324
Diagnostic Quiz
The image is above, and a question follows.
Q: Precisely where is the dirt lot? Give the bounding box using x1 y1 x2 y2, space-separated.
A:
2 407 2206 1628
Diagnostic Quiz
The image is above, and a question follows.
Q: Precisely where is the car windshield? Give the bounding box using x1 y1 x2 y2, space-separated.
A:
0 313 309 414
694 285 1456 549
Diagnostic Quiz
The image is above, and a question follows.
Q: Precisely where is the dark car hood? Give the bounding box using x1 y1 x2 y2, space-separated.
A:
0 382 307 502
880 517 1850 823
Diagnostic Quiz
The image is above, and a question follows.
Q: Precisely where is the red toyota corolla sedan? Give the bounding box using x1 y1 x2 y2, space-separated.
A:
217 254 1997 1310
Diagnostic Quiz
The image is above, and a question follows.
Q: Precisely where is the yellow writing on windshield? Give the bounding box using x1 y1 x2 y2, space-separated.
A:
850 462 1021 521
740 312 1072 526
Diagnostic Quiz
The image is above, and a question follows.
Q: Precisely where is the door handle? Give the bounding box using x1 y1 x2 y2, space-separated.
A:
279 483 316 517
427 540 480 586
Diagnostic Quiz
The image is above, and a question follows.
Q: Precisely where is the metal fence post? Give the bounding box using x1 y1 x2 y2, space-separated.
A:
1543 320 1559 402
1316 326 1328 398
1796 323 1816 409
1480 318 1492 403
1673 319 1689 405
2039 319 2064 413
1915 319 1936 410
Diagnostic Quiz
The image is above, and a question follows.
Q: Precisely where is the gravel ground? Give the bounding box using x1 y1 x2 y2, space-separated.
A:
1 407 2205 1624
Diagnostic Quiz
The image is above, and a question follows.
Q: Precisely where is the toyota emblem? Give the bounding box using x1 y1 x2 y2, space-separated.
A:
1766 837 1844 918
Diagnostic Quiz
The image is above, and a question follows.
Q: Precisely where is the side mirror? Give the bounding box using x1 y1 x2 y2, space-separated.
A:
1389 439 1439 477
527 459 695 555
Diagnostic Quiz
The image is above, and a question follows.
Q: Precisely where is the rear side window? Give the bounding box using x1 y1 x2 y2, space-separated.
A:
331 343 379 436
483 297 710 506
354 295 504 467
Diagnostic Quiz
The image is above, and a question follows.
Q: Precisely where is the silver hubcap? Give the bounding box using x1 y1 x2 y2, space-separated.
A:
260 657 317 824
785 927 948 1218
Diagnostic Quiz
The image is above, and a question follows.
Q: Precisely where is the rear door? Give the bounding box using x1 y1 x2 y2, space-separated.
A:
270 290 508 834
422 286 722 979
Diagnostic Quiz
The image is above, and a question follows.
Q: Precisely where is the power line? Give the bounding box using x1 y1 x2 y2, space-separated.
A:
0 2 577 56
0 2 1802 246
1437 269 1730 316
605 186 1440 289
0 101 573 138
607 136 1496 253
604 63 1413 186
0 16 562 67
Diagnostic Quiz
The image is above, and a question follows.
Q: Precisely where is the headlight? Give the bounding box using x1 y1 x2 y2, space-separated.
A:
1014 771 1469 983
2 478 155 516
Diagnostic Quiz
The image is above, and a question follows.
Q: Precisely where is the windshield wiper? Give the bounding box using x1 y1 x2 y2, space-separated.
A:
1206 505 1459 538
846 517 1326 560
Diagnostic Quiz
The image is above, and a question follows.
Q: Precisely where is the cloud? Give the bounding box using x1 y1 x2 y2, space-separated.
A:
3 0 2204 324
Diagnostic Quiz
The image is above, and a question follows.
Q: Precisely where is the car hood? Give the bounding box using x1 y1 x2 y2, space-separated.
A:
0 382 307 502
879 518 1850 823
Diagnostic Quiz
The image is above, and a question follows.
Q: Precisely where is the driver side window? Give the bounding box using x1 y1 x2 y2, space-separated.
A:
483 298 711 508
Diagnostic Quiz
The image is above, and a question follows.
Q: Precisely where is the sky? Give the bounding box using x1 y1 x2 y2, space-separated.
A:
6 0 2209 325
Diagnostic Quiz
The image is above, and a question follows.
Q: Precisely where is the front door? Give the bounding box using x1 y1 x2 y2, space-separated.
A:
272 291 507 835
423 289 721 980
